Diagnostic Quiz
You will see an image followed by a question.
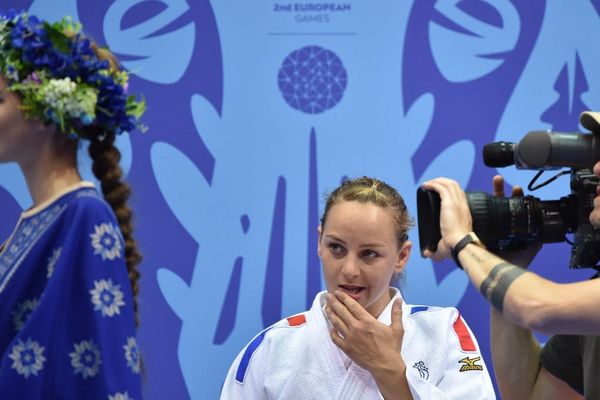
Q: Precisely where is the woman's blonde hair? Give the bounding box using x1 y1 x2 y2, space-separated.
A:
320 176 414 247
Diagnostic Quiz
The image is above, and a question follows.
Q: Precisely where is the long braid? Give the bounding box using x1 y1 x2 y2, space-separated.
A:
88 132 142 325
85 42 142 325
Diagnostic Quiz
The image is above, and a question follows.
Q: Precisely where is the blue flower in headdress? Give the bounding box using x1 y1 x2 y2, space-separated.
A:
0 10 18 21
80 113 93 126
0 11 146 138
44 109 59 124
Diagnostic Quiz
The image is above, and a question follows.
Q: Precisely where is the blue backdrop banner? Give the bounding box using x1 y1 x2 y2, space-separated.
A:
1 1 599 398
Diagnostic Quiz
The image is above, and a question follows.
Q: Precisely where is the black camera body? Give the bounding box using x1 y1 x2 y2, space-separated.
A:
417 128 600 269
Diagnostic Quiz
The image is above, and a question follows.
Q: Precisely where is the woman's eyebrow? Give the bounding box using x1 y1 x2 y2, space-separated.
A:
324 234 346 244
359 242 386 249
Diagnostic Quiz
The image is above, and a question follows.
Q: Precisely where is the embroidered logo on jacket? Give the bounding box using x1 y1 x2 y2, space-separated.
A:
458 356 483 372
413 361 429 379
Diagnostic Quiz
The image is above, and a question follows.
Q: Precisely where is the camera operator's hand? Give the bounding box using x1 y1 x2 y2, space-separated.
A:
421 177 473 260
590 160 600 227
492 175 541 268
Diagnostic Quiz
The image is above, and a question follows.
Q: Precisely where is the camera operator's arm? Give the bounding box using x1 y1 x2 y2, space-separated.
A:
489 177 582 400
491 307 582 400
421 177 600 335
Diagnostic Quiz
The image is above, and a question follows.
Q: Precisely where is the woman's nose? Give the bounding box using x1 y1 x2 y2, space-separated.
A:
341 255 360 280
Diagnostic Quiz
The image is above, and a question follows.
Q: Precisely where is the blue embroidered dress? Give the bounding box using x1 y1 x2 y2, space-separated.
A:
0 182 141 399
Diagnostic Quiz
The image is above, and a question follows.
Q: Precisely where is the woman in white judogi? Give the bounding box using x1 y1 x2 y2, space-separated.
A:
221 177 495 399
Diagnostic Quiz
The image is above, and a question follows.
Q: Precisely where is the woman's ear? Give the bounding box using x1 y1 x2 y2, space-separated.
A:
395 240 412 274
317 225 323 258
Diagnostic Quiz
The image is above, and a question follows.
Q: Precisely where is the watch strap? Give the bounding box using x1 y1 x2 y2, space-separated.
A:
451 233 482 270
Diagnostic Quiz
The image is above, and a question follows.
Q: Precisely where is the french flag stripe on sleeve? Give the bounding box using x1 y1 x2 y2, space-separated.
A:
235 327 272 383
287 314 306 326
410 306 429 315
453 313 476 352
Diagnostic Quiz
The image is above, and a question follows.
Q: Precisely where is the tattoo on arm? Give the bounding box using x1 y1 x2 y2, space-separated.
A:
479 263 525 313
466 248 486 264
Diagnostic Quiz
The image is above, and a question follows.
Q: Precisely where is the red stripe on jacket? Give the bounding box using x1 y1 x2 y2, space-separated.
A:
453 313 476 352
287 314 306 327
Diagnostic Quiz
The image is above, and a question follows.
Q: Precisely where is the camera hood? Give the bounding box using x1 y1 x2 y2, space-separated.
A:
416 188 442 254
580 111 600 133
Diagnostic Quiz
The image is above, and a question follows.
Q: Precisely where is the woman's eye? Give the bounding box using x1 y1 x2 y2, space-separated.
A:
328 243 344 254
362 250 379 259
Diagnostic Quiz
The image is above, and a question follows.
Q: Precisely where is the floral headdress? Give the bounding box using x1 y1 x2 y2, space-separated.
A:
0 11 145 139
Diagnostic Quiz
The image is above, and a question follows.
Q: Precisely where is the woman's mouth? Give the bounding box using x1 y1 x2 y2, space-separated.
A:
339 285 365 300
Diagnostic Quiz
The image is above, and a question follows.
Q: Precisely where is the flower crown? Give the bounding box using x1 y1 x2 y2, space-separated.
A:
0 11 145 139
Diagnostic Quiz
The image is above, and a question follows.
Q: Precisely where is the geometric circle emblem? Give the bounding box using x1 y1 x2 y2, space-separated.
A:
278 45 348 114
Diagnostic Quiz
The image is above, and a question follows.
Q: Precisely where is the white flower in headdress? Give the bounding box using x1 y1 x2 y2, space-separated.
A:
123 337 141 374
108 392 133 400
70 339 102 378
9 338 46 378
40 77 98 120
12 297 40 331
90 279 125 317
47 247 62 278
90 223 122 260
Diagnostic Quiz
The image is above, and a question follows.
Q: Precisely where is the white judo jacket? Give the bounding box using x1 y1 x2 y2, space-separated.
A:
221 289 496 399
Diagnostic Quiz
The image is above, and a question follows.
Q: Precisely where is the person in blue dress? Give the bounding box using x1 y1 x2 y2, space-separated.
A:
0 11 146 399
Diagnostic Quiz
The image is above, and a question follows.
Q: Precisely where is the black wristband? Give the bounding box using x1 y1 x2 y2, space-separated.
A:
451 233 481 270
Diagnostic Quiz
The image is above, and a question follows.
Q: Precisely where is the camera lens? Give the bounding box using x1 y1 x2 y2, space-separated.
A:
465 192 512 249
417 188 573 254
466 193 570 250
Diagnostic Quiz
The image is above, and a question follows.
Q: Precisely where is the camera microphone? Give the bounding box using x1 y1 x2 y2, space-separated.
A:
483 131 600 170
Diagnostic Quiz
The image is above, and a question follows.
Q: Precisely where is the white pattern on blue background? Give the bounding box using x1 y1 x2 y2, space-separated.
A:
90 279 126 317
495 1 600 198
103 0 195 84
0 205 67 293
6 1 596 399
12 297 40 331
123 337 141 374
69 339 102 379
429 0 519 82
151 1 472 397
9 338 46 378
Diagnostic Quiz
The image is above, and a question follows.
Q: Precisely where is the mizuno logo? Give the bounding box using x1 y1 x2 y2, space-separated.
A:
458 356 483 372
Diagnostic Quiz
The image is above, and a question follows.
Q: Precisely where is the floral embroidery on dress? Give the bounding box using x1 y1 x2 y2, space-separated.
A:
69 339 102 378
46 247 62 278
108 392 133 400
90 223 122 260
1 205 64 276
123 337 140 374
9 338 46 378
12 297 40 331
89 279 125 317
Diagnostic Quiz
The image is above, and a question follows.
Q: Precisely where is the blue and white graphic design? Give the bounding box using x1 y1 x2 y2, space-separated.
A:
109 392 133 400
123 337 141 374
1 0 600 398
9 338 46 378
429 0 520 82
70 339 102 379
46 247 62 278
278 46 348 114
151 1 471 397
90 223 122 261
90 279 126 317
12 298 39 331
495 1 600 198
